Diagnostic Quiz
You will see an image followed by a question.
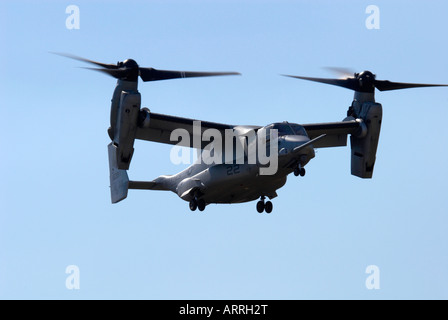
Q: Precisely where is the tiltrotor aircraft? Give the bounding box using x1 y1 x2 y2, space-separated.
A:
57 54 447 213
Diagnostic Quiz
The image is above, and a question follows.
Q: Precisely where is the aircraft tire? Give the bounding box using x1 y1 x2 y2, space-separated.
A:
265 201 273 214
256 201 265 213
189 200 197 211
197 199 206 212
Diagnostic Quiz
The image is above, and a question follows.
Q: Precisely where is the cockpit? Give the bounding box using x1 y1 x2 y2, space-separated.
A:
262 122 308 137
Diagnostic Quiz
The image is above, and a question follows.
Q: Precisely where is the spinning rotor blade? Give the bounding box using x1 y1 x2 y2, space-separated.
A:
283 74 359 91
323 67 355 79
284 70 448 93
55 52 240 82
374 80 448 91
81 67 128 79
52 52 120 69
139 68 241 82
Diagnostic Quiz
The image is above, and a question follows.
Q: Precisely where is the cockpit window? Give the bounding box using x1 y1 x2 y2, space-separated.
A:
273 123 295 136
264 123 295 137
290 124 308 137
263 123 308 137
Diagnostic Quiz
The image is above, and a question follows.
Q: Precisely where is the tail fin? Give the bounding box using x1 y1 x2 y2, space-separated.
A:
108 143 170 203
108 143 130 203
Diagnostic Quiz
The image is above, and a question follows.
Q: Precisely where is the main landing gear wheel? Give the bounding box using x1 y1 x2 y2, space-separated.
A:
189 199 197 211
197 199 206 212
264 201 273 214
189 198 206 212
256 197 273 214
294 166 306 177
256 201 265 213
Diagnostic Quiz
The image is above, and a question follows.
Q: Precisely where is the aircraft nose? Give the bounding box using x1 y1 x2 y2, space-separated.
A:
279 135 310 155
284 135 309 144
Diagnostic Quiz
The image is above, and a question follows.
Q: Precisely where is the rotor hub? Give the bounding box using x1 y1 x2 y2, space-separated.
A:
356 71 376 92
114 59 139 82
121 59 139 69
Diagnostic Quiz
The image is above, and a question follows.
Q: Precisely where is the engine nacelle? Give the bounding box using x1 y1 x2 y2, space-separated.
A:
350 102 383 178
113 91 141 170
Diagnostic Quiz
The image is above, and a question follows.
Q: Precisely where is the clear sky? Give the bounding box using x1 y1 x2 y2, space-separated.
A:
0 0 447 299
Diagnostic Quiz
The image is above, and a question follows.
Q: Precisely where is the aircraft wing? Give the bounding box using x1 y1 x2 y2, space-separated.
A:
135 111 362 149
302 120 361 148
135 111 236 148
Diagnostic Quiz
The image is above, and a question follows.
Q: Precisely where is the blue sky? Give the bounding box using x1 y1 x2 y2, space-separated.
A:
0 0 447 299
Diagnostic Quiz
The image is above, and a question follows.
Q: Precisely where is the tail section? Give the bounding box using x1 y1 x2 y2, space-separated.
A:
108 143 171 203
108 143 130 203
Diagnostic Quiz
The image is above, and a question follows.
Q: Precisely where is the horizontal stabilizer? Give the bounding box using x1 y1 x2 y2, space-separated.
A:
129 181 168 190
109 143 169 203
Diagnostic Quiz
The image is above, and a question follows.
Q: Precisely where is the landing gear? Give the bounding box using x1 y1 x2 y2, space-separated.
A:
256 201 265 213
294 165 306 177
256 196 273 214
264 201 273 214
189 198 206 212
189 199 197 211
197 199 206 212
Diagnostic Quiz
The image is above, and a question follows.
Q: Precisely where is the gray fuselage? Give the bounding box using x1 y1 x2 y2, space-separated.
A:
153 129 315 205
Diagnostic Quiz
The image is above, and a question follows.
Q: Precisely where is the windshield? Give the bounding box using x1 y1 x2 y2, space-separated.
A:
264 123 295 136
289 124 308 137
263 123 308 137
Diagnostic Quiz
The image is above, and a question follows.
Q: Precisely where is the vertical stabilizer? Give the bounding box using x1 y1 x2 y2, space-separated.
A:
108 143 129 203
